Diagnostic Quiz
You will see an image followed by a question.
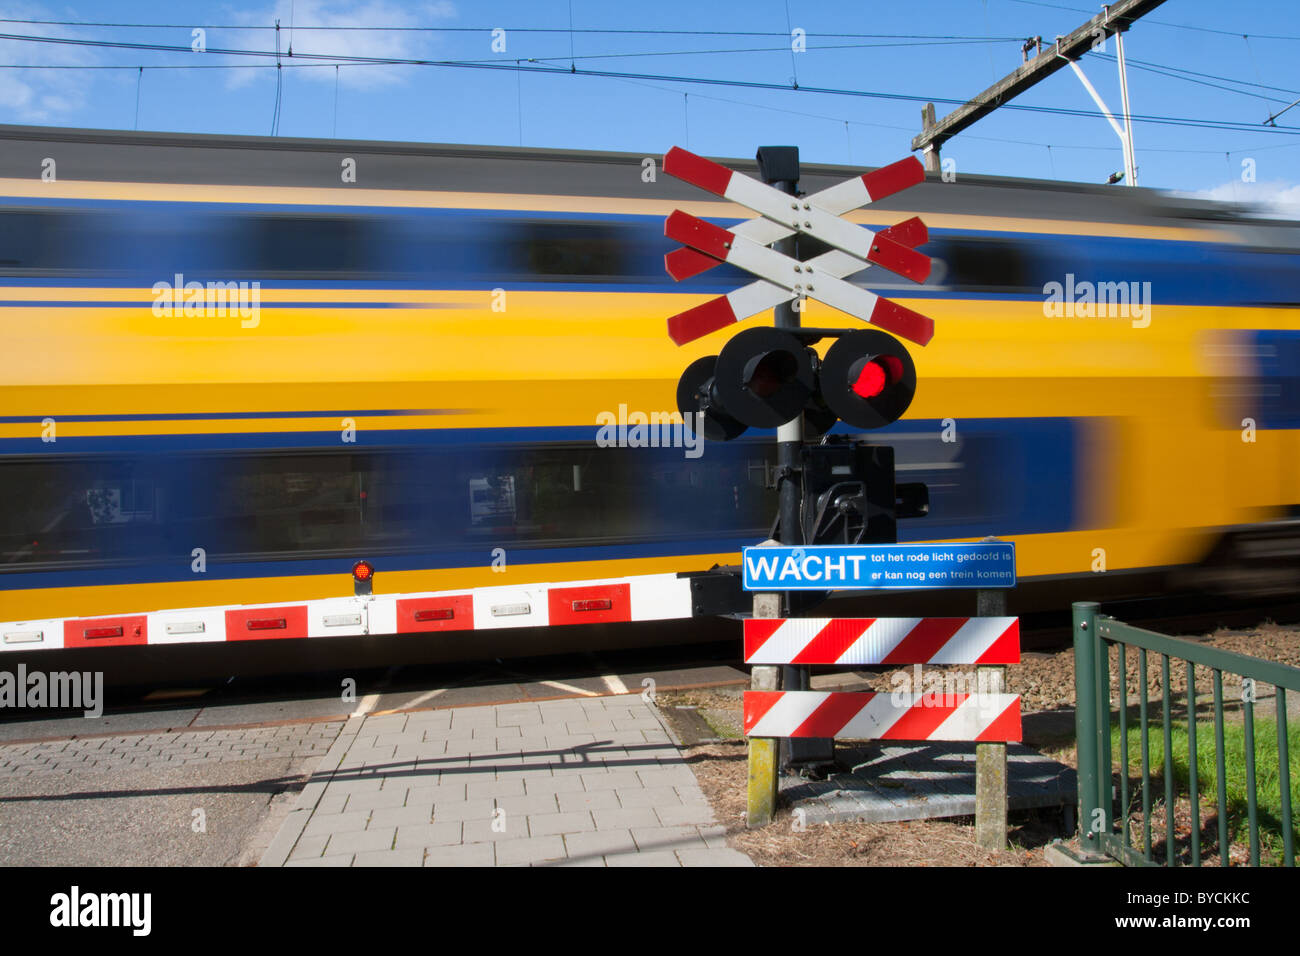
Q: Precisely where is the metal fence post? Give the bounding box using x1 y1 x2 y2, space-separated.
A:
747 592 782 827
1073 601 1102 853
975 587 1008 850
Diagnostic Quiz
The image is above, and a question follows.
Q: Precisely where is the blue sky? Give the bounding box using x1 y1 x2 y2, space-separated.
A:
0 0 1297 204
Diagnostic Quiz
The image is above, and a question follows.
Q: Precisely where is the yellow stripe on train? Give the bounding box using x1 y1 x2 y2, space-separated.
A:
0 293 1291 427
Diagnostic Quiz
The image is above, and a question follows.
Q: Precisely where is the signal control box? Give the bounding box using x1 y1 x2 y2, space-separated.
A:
800 441 929 546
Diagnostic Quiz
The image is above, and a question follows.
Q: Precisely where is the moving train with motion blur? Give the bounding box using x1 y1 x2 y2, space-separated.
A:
1 123 1299 668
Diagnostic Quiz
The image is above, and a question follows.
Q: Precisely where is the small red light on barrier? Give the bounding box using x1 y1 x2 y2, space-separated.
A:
572 599 613 613
413 608 455 622
84 625 124 639
352 560 374 582
246 618 288 631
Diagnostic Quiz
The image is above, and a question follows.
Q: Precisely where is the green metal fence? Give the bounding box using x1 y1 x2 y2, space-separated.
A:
1073 602 1298 867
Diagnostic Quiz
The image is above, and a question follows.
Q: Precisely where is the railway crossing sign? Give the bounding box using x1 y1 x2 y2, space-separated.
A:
662 148 936 346
741 542 1017 591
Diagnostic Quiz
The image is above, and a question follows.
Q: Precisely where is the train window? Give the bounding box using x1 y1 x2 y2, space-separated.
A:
929 236 1032 291
0 209 94 272
0 424 1079 574
1242 330 1300 429
85 479 156 524
0 443 778 573
238 214 377 274
510 221 629 279
468 476 517 528
0 458 166 569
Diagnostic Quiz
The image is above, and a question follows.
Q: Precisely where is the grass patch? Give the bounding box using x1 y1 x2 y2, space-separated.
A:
1109 717 1299 865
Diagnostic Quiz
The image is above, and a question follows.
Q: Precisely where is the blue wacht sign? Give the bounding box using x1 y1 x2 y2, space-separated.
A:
742 542 1016 591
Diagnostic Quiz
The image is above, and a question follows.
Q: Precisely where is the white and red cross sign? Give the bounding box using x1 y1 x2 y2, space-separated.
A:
660 147 936 348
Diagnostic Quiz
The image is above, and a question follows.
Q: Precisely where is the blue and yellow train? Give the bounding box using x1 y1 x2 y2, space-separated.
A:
2 123 1299 645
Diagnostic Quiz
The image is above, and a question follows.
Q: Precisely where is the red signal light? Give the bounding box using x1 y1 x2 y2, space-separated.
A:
352 560 374 583
851 361 886 399
820 330 916 430
850 355 905 399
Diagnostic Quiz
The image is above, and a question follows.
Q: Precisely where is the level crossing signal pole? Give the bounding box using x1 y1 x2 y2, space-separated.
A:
660 147 1026 837
754 147 834 770
661 144 941 824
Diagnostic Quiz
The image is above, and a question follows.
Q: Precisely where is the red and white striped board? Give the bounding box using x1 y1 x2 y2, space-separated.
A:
744 690 1022 742
0 572 694 653
743 617 1019 666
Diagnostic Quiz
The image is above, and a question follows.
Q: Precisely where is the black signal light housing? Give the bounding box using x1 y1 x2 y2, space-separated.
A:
818 329 916 430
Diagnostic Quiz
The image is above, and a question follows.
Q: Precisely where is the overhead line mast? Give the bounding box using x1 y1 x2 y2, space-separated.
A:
912 0 1168 184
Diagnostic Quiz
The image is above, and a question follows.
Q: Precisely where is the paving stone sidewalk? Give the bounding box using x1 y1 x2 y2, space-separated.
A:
261 695 753 867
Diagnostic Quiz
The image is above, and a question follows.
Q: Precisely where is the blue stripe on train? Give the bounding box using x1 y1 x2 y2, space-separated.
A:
0 417 1077 591
2 196 1298 305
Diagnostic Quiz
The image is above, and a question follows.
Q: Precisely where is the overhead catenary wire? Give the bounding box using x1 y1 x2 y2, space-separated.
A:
512 38 1024 62
0 17 1028 40
0 30 1295 137
1240 33 1277 116
1003 0 1300 40
607 69 1295 155
3 46 1288 158
1087 53 1296 104
3 52 1296 161
271 19 282 136
783 0 799 88
1089 52 1300 98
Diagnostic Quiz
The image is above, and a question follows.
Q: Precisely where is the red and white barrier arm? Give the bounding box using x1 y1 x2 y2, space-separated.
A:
0 572 698 652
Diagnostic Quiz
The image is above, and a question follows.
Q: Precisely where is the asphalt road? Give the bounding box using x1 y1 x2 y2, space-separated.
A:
0 755 316 867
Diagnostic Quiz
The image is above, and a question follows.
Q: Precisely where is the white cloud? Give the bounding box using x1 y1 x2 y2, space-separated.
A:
0 2 97 122
1180 179 1300 219
221 0 458 90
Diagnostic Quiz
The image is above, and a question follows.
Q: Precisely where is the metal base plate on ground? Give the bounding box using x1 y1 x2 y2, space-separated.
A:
780 741 1076 825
